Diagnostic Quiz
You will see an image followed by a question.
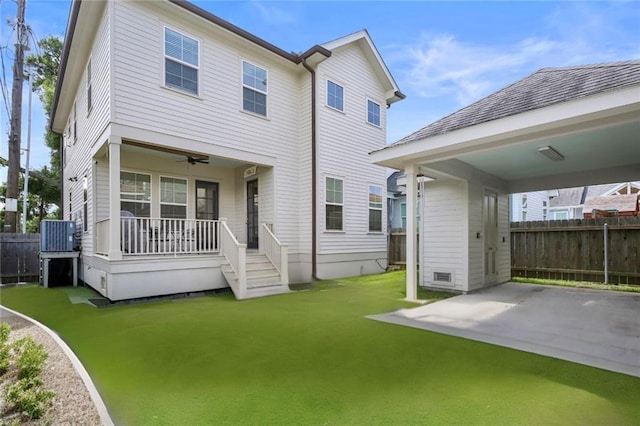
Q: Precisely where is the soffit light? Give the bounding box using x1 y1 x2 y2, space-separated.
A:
538 145 565 161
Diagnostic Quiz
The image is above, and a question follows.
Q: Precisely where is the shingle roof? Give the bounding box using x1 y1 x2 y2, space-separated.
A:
393 60 640 146
387 171 404 192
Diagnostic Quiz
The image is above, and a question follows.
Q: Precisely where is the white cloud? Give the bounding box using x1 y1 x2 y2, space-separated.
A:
397 3 640 107
251 1 297 25
400 34 558 105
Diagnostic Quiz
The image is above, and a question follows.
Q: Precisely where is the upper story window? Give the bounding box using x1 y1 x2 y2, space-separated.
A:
120 171 151 217
87 58 92 113
160 176 187 219
367 100 380 127
327 80 343 111
73 102 77 144
326 177 343 231
242 61 267 116
368 185 383 232
164 27 199 95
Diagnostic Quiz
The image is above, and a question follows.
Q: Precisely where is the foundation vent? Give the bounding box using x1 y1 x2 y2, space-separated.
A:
433 271 452 283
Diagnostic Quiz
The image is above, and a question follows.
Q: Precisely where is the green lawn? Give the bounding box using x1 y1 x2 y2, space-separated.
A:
1 272 639 425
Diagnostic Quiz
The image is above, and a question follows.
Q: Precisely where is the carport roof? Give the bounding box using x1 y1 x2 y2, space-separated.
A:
392 60 640 147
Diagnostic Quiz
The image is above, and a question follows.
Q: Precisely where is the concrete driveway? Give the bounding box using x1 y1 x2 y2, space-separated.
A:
368 282 640 377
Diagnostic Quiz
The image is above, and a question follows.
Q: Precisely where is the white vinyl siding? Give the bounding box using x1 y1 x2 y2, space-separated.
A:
422 180 467 290
367 99 380 127
326 80 344 111
164 27 199 95
62 3 110 255
368 184 383 232
112 0 304 255
316 43 387 254
242 61 267 116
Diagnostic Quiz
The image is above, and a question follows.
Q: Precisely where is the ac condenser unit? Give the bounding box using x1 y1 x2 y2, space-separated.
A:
40 220 76 252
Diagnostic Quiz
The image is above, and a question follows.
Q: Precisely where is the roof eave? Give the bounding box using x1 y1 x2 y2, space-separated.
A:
49 0 81 133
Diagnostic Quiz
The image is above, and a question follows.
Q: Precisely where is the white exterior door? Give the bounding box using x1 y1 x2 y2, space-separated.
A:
483 190 498 284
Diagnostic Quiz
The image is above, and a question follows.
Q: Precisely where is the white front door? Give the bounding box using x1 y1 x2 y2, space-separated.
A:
483 190 499 284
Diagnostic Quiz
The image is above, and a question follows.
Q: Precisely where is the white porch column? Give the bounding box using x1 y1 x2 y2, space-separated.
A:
108 136 123 260
405 163 417 301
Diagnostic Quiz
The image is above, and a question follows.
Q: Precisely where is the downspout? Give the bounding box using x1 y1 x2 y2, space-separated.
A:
302 59 318 279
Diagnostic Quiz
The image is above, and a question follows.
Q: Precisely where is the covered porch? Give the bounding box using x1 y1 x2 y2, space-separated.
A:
85 134 289 300
371 63 640 300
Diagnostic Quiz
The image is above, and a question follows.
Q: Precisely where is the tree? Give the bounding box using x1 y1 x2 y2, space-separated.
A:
23 35 63 228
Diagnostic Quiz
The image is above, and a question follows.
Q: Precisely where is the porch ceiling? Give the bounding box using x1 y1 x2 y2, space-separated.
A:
372 85 640 193
121 142 246 168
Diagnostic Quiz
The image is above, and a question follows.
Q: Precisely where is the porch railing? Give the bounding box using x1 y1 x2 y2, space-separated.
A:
96 218 109 255
260 223 288 285
220 218 246 298
120 217 220 256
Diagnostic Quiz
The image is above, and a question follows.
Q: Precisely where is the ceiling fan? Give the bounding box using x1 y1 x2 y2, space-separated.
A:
183 155 210 165
123 140 210 165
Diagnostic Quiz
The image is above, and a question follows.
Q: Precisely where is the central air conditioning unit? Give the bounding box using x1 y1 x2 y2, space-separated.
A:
40 220 76 252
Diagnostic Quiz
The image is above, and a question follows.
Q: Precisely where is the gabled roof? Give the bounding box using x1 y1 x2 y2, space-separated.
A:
387 171 404 193
583 193 639 213
392 60 640 146
50 0 404 131
321 30 405 105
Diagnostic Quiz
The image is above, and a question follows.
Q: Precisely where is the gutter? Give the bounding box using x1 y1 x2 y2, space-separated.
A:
299 46 331 280
301 59 318 279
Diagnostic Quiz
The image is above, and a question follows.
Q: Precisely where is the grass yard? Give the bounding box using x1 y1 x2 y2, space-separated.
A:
1 271 639 425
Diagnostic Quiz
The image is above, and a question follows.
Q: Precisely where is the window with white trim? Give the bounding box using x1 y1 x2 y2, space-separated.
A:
401 203 407 229
73 102 77 143
367 99 380 126
120 172 151 217
87 58 92 113
164 27 199 95
325 177 343 230
521 194 527 221
553 210 568 220
242 61 267 116
543 200 548 220
327 80 343 111
368 185 383 232
83 177 88 232
160 177 187 219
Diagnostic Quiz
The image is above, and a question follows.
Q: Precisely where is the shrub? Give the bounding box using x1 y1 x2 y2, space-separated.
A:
12 336 48 380
4 377 54 420
0 323 10 374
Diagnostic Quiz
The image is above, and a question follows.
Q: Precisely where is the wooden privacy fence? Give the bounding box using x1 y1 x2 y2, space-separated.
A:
0 233 40 284
511 217 640 285
388 232 419 266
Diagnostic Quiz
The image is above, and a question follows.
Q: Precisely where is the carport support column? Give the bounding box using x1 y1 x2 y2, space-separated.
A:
405 163 418 301
108 136 123 260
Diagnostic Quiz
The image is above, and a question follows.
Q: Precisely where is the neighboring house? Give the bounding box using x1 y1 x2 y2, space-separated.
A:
50 0 404 300
548 182 640 219
387 171 406 231
509 191 550 222
371 61 640 298
511 182 640 222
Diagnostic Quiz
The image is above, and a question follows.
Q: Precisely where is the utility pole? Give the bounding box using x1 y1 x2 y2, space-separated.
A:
22 68 32 233
5 0 27 233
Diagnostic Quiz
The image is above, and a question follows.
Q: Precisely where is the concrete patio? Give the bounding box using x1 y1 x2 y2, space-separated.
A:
369 282 640 377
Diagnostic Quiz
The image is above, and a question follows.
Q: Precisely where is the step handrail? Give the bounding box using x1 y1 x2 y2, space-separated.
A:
220 218 246 297
260 223 289 285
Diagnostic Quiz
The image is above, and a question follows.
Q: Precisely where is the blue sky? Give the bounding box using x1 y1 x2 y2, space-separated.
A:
0 0 639 177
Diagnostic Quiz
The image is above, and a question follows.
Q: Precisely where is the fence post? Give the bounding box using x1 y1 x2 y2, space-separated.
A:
603 222 608 284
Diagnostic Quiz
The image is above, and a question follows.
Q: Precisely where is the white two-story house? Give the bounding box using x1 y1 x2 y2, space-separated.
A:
50 0 404 300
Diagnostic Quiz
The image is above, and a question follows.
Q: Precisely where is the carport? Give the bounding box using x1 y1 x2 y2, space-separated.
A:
371 61 640 299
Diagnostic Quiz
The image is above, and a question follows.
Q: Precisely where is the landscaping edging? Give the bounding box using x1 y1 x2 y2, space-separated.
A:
0 305 114 425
